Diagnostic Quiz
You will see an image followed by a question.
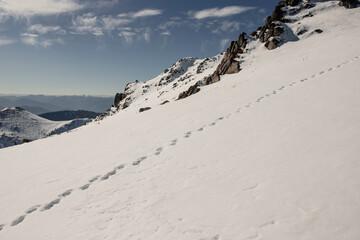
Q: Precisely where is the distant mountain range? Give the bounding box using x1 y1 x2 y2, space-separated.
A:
0 95 113 115
0 107 90 149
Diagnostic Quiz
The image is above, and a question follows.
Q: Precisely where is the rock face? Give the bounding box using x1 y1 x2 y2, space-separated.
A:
339 0 359 8
204 32 248 85
178 81 201 100
114 93 126 109
250 0 306 50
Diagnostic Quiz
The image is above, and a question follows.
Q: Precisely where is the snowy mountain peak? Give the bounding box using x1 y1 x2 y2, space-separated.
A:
0 107 89 149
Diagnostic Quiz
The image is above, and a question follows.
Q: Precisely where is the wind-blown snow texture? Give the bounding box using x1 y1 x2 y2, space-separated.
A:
0 1 359 239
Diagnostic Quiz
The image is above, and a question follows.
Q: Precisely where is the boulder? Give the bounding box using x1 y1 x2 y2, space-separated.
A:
339 0 359 8
178 82 201 100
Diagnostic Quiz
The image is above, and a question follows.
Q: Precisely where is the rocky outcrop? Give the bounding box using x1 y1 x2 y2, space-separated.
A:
178 81 201 100
250 0 308 50
339 0 359 8
114 93 126 109
204 32 248 85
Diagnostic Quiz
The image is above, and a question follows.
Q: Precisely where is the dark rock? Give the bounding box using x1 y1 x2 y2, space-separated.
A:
339 0 359 8
178 82 201 100
204 32 247 85
285 0 301 7
265 38 280 50
314 29 323 33
114 93 126 109
296 26 308 35
139 107 151 113
21 139 32 144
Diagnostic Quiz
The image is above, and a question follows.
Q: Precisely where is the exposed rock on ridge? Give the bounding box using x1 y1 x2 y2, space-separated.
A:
339 0 360 8
204 32 248 85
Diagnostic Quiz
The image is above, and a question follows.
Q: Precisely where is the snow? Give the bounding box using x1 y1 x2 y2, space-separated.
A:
0 1 359 239
0 107 89 148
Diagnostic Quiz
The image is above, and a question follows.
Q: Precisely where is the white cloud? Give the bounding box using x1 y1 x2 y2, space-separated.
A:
0 0 82 18
21 32 64 47
0 37 15 45
132 9 162 18
161 31 171 36
28 24 66 35
220 39 230 51
118 9 162 19
212 21 241 34
71 13 103 36
119 31 136 44
102 16 130 31
189 6 255 19
142 28 150 43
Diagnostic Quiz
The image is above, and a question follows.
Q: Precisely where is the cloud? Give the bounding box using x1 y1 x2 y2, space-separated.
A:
102 16 130 31
161 31 171 36
21 32 64 47
28 24 66 35
212 21 241 34
132 9 162 18
220 39 230 51
0 0 82 18
118 9 162 19
0 37 15 45
189 6 255 19
71 13 103 36
142 28 150 43
118 30 136 44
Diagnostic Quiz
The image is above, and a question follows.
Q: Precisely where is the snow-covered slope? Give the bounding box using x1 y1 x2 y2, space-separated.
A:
0 1 359 239
0 107 89 149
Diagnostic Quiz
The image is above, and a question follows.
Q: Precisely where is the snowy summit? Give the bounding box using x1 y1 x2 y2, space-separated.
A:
0 1 359 239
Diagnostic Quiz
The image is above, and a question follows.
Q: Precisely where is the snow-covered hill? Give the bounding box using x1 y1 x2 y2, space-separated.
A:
0 1 359 239
0 107 90 149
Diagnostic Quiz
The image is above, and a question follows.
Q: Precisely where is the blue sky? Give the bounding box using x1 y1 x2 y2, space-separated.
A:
0 0 279 96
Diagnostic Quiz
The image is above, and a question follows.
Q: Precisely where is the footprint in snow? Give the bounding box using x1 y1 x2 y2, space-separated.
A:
246 103 252 107
210 122 216 126
26 205 41 214
272 90 277 94
319 71 324 75
59 189 72 198
133 156 147 165
101 169 117 180
184 132 191 138
42 198 61 211
0 224 4 231
170 139 177 146
117 164 125 169
155 147 163 155
80 184 90 190
337 64 341 68
11 216 26 226
300 78 308 82
218 117 224 121
198 127 204 131
328 67 333 71
278 86 285 91
211 235 220 240
311 74 316 78
89 176 100 183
